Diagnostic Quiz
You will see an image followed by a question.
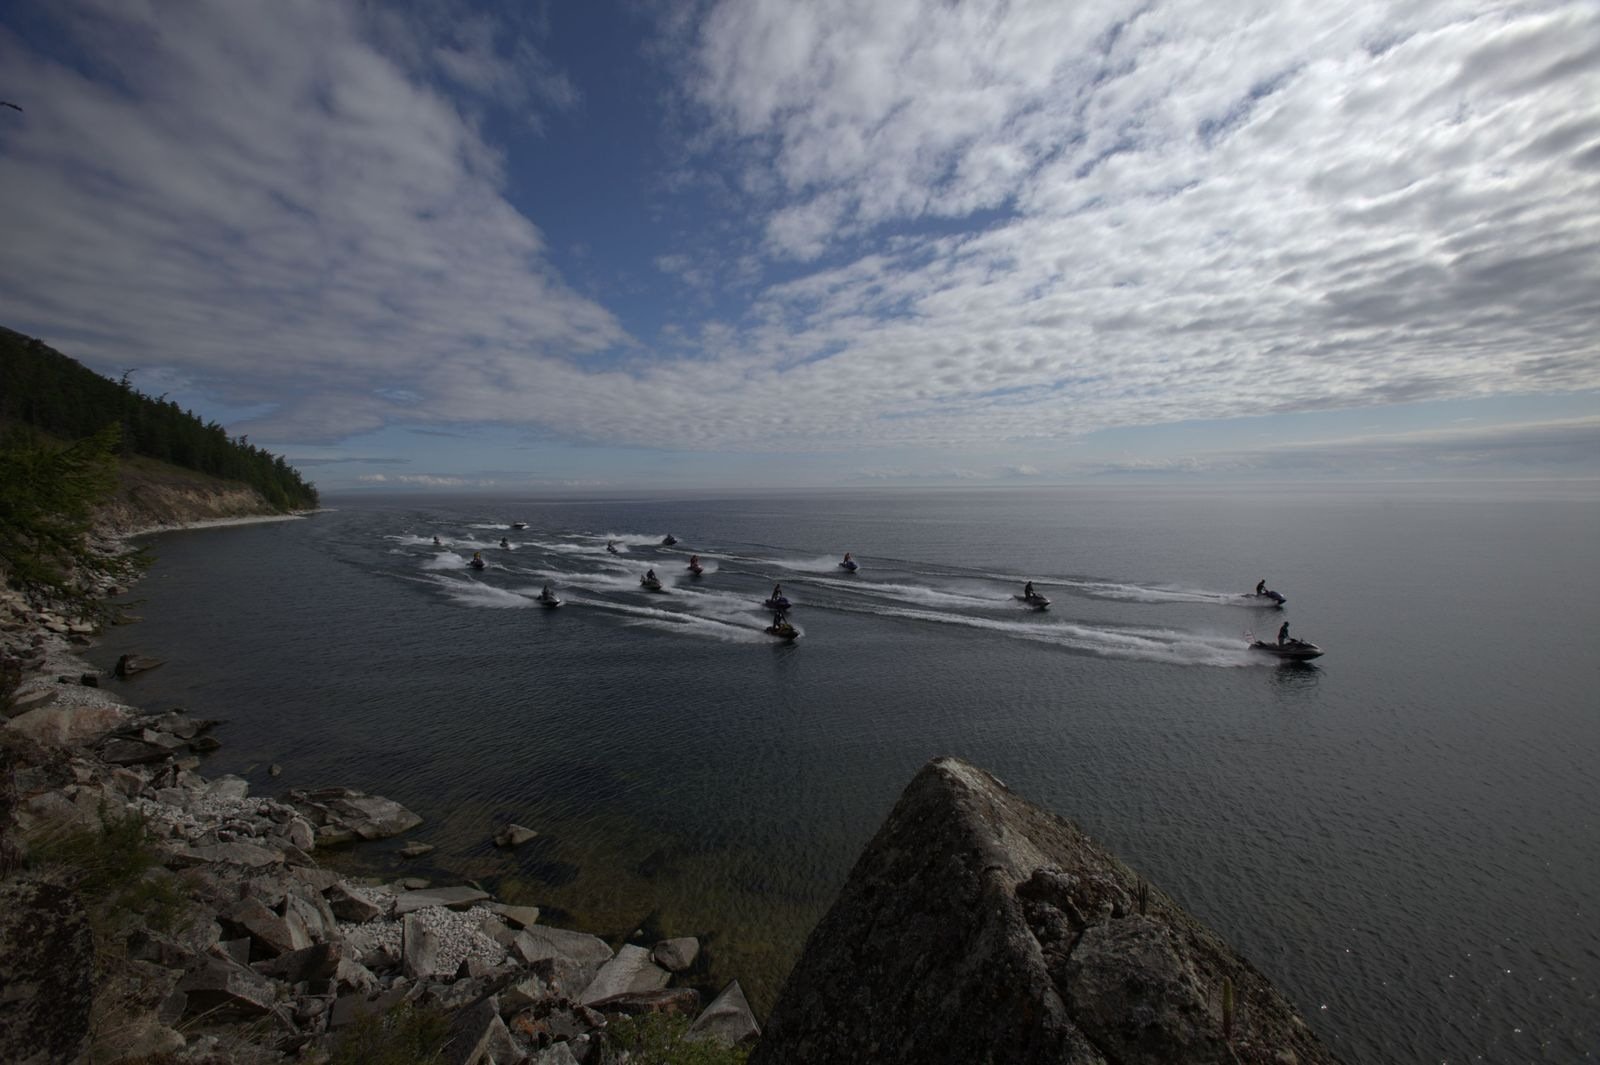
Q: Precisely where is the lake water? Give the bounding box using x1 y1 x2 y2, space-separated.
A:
92 483 1600 1063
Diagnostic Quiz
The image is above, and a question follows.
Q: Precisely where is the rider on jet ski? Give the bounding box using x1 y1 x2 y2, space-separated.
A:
1023 581 1037 599
1277 620 1290 645
1256 579 1268 595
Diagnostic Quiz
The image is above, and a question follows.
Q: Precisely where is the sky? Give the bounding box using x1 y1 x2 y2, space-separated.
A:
1 0 1597 493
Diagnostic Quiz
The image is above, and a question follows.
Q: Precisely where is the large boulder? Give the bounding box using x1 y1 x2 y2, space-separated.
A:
0 879 95 1065
750 756 1338 1065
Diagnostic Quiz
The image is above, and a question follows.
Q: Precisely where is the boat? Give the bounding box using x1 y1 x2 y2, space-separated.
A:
1249 638 1323 660
640 574 665 592
662 534 679 546
535 590 563 608
763 595 792 612
765 618 799 641
510 522 528 530
1013 593 1051 610
839 552 858 572
1242 589 1286 606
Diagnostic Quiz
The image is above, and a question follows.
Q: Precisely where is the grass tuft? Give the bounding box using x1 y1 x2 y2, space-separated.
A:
604 1013 753 1065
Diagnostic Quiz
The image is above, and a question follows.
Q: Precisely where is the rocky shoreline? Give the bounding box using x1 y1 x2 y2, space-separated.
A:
1 527 758 1064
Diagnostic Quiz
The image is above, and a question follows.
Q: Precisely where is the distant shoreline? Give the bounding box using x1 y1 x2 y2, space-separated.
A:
124 509 322 539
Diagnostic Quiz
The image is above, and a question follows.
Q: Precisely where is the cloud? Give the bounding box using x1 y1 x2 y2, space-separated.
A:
0 0 623 444
357 473 493 487
1087 416 1600 476
0 0 1596 470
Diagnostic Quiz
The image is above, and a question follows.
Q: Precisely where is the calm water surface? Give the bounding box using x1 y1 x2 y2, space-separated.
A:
92 484 1600 1063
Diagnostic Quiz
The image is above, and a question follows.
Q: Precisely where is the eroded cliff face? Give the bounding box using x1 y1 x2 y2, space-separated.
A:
752 757 1337 1065
94 463 284 537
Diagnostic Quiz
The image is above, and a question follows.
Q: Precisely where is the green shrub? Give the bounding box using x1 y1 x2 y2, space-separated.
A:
604 1013 752 1065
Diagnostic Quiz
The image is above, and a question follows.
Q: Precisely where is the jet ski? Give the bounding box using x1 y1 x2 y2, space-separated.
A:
1243 589 1286 606
510 522 528 530
763 595 792 612
687 560 704 576
1249 638 1323 660
662 534 678 546
606 541 620 555
839 553 858 572
1014 593 1051 610
765 618 799 641
469 557 486 571
640 574 665 592
535 590 563 608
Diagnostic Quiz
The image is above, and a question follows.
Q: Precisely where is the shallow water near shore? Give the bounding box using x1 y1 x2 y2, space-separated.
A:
91 483 1599 1062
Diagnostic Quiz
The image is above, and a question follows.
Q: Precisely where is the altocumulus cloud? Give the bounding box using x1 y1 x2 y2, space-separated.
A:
0 0 1596 462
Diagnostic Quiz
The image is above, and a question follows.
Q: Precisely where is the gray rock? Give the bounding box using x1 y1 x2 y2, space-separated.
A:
400 840 436 858
204 775 250 801
5 700 131 741
529 1042 581 1065
254 940 342 986
335 956 379 993
0 879 95 1065
589 987 701 1017
284 889 336 942
652 936 700 973
493 823 538 847
512 925 613 972
402 913 440 980
487 902 542 929
748 757 1337 1065
115 653 164 676
580 944 670 1005
498 976 549 1014
281 816 315 852
180 841 285 869
687 980 760 1048
326 882 384 923
1064 915 1223 1065
484 1011 526 1065
97 737 171 765
292 866 344 893
442 997 499 1065
394 885 492 914
288 787 423 842
221 896 308 957
177 955 279 1019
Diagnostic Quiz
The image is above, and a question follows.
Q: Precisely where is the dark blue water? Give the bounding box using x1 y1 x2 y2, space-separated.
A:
93 484 1600 1063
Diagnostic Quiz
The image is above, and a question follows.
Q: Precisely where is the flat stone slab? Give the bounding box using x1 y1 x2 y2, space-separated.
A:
5 702 131 746
579 944 670 1005
487 902 541 929
181 842 285 869
393 886 491 914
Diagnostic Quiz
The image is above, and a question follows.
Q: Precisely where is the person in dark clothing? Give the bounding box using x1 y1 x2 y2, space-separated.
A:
1277 620 1290 645
1256 579 1267 595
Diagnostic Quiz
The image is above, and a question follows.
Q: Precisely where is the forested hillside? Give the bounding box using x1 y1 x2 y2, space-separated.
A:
0 327 318 510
